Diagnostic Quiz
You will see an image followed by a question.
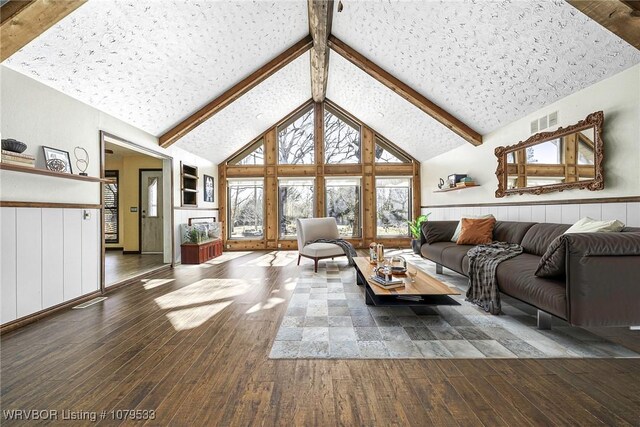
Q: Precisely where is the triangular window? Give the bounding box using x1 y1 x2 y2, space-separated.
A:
324 106 360 164
374 136 410 163
230 138 264 165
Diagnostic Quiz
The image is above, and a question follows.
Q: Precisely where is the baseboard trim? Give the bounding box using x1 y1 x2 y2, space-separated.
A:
105 247 123 251
0 290 102 335
122 250 141 255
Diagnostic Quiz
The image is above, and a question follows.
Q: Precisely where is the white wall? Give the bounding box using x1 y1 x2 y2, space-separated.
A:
421 65 640 206
0 67 221 324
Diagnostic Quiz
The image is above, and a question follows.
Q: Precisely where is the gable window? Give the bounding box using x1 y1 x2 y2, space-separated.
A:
374 136 410 163
376 177 411 237
279 178 314 238
230 138 264 165
228 179 264 239
325 177 361 237
324 106 360 164
278 107 314 165
104 170 119 243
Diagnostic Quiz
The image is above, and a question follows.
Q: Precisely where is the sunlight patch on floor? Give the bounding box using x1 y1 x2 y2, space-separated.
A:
166 301 232 331
154 279 250 310
142 278 175 290
246 297 286 314
241 251 296 267
206 251 252 265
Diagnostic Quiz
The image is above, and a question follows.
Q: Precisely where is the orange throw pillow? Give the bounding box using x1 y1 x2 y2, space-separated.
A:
456 217 496 245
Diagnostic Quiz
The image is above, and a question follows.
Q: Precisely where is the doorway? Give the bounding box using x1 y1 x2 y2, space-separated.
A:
101 132 173 289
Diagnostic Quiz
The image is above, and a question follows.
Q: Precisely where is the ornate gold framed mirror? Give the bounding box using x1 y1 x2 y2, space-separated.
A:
495 111 604 197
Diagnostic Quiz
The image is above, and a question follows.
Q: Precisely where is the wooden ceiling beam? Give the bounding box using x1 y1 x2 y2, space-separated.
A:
567 0 640 50
308 0 334 102
1 0 86 62
159 36 313 148
328 35 483 146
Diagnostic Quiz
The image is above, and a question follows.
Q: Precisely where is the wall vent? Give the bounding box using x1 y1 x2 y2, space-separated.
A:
531 111 559 134
530 120 538 133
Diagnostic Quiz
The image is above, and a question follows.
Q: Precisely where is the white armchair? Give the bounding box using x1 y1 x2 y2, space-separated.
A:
296 218 347 272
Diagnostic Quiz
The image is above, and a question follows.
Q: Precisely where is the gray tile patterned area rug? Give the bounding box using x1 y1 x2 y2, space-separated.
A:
269 251 639 359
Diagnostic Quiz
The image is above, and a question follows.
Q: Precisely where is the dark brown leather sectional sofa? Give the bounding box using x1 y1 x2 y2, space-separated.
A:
420 220 640 328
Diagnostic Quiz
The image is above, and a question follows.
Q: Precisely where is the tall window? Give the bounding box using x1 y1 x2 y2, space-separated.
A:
104 171 119 243
279 178 314 238
324 107 360 164
376 178 411 237
325 178 361 237
374 136 410 163
278 107 314 165
147 177 158 217
231 139 264 165
228 179 264 239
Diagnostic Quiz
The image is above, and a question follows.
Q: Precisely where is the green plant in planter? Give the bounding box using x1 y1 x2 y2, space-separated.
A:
408 214 431 254
187 227 200 244
408 214 431 240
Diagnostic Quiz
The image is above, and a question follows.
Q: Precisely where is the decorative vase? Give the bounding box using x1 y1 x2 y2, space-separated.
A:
1 139 27 153
411 239 421 254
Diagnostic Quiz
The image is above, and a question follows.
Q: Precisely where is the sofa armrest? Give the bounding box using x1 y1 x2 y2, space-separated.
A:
564 232 640 327
421 221 458 245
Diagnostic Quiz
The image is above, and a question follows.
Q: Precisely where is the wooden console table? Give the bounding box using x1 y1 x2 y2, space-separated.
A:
181 239 223 264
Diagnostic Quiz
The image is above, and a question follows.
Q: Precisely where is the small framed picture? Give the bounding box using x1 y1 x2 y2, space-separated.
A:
203 174 214 202
42 146 73 174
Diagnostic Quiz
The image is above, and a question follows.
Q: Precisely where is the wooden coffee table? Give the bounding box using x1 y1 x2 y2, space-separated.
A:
353 257 460 308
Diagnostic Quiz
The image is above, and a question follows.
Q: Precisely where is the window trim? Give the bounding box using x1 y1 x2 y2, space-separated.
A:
228 137 265 166
375 176 413 238
278 177 316 240
374 135 411 164
104 170 119 244
227 178 265 240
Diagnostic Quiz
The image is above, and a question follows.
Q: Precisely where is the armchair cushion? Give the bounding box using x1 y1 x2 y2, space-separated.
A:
299 243 346 258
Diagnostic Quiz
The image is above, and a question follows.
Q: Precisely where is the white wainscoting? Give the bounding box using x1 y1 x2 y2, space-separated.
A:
421 202 640 227
0 207 100 324
173 208 219 264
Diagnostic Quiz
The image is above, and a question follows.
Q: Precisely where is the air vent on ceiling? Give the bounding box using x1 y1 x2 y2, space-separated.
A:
531 111 558 134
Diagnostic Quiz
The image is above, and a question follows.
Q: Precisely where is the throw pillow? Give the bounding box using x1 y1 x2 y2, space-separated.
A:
456 217 496 245
564 217 625 234
451 214 495 242
535 235 567 277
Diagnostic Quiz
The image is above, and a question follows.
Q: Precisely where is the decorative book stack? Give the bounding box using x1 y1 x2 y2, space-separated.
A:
1 150 35 167
370 275 405 289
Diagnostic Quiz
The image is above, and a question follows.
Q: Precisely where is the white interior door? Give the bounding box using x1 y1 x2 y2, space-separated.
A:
141 170 163 253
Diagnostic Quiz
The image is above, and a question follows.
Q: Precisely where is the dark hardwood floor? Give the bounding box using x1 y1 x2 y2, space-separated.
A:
1 250 639 426
105 251 166 286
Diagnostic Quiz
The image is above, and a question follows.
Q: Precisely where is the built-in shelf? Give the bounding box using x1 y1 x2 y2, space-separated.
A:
434 184 479 193
181 162 199 207
0 163 109 183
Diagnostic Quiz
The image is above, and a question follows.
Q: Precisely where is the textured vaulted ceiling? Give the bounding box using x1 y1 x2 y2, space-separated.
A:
2 0 640 164
2 0 309 136
174 52 311 163
327 53 467 162
331 0 640 135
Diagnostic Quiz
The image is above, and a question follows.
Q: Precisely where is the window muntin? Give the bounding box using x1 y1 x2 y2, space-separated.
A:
324 107 360 164
278 107 314 165
374 137 409 163
104 171 119 243
325 177 361 238
279 178 314 238
376 177 411 237
227 179 264 239
231 138 264 165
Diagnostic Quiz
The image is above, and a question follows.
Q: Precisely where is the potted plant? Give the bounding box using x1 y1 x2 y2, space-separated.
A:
408 214 431 254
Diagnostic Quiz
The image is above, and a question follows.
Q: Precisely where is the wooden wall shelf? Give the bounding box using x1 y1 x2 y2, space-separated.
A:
434 184 479 193
0 163 108 183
